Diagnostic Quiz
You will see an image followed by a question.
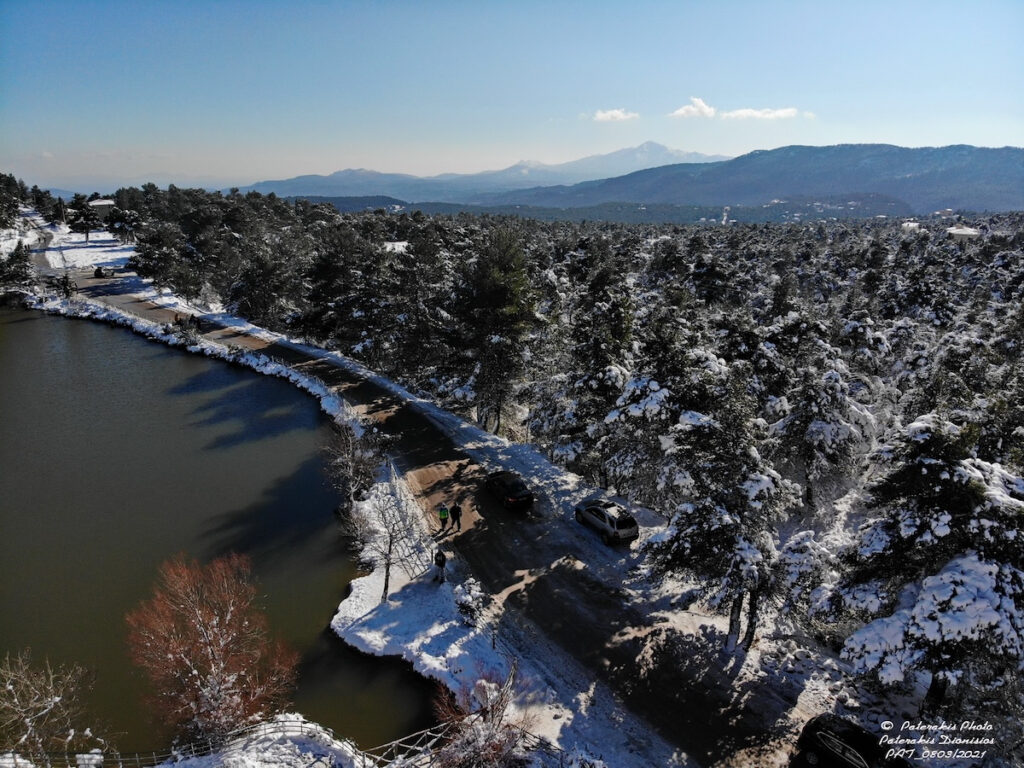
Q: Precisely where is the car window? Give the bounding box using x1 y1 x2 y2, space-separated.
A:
817 732 868 767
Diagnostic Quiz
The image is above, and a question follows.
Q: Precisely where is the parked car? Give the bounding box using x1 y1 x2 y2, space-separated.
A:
484 470 535 510
794 714 913 768
573 498 639 545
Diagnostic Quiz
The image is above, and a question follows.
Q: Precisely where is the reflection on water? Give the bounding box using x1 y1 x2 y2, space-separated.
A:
0 308 435 751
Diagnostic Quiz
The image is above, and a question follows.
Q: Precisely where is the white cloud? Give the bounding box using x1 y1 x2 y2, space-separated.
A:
669 97 716 119
593 108 639 122
720 106 799 120
670 98 806 121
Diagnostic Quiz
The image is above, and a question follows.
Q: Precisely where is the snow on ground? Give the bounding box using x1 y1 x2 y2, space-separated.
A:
43 228 134 270
332 482 691 767
0 715 368 768
1 207 46 256
25 224 685 766
18 220 977 767
159 715 368 768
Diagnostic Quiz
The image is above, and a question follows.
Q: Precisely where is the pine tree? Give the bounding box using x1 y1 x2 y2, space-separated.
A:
838 414 1024 708
131 221 189 289
770 361 873 510
646 366 798 650
68 196 102 242
106 206 141 243
464 228 535 434
0 240 32 285
558 237 635 482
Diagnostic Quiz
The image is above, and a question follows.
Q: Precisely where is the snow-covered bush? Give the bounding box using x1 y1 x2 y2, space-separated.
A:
453 578 488 627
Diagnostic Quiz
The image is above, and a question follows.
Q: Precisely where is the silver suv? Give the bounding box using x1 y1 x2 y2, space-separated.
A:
573 499 639 545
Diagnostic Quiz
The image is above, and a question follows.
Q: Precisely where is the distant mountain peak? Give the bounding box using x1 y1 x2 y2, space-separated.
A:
235 143 730 201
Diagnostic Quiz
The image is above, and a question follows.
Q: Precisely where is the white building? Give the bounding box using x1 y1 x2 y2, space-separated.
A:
946 225 981 242
88 198 116 220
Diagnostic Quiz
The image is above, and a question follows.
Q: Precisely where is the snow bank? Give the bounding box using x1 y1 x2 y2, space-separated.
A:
168 714 365 768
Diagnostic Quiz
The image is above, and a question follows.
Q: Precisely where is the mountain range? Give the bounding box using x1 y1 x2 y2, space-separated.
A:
245 143 1023 216
236 142 728 202
478 144 1024 214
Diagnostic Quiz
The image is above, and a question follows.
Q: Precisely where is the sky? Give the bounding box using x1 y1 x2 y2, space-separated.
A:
1 0 1022 191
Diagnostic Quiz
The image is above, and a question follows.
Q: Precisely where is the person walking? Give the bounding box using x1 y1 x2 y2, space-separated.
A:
437 502 450 531
450 500 463 532
433 549 447 583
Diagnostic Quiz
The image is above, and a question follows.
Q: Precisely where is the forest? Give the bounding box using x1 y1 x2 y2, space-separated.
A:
5 175 1024 745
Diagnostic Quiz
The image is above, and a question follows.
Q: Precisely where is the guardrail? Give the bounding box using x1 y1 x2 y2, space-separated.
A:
0 719 351 768
1 712 581 768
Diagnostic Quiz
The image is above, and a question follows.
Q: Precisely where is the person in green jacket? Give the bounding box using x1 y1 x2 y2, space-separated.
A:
437 502 450 531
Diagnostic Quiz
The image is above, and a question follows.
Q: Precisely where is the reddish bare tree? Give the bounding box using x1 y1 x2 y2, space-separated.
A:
125 553 297 745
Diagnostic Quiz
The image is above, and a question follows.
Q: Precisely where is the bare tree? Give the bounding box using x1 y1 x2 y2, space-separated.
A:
0 650 109 765
342 483 424 602
125 554 298 745
324 421 383 514
433 663 535 768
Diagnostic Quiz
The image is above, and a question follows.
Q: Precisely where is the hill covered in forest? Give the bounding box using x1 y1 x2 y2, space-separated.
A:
479 144 1024 214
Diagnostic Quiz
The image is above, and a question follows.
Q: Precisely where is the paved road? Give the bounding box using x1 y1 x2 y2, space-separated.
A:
35 257 799 766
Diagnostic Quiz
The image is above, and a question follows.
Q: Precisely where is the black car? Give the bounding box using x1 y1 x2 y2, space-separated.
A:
795 714 914 768
484 470 535 510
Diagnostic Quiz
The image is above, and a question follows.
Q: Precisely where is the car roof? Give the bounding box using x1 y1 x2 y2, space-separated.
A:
591 499 630 514
807 715 882 755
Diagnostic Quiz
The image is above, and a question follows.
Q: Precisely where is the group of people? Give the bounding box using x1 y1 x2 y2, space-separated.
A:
432 497 465 584
435 499 464 532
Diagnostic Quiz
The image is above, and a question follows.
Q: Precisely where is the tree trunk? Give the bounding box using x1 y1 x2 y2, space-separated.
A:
381 539 394 603
741 588 761 651
803 466 815 512
380 562 391 604
921 673 948 715
726 592 744 650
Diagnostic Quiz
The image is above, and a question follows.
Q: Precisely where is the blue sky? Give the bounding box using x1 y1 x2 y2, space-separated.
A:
1 0 1021 189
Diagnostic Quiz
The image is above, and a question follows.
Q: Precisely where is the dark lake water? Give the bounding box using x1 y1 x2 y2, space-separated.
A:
0 307 435 751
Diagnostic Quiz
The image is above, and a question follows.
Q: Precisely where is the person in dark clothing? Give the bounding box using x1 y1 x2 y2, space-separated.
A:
450 500 463 531
433 549 447 583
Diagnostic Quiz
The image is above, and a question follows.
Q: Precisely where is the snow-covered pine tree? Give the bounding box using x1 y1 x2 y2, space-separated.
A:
67 194 103 242
770 360 873 510
837 413 1024 710
561 237 634 482
0 240 32 286
646 364 799 650
463 227 535 434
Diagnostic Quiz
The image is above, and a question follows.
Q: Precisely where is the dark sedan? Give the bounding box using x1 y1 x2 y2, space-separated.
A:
483 470 535 510
794 714 914 768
